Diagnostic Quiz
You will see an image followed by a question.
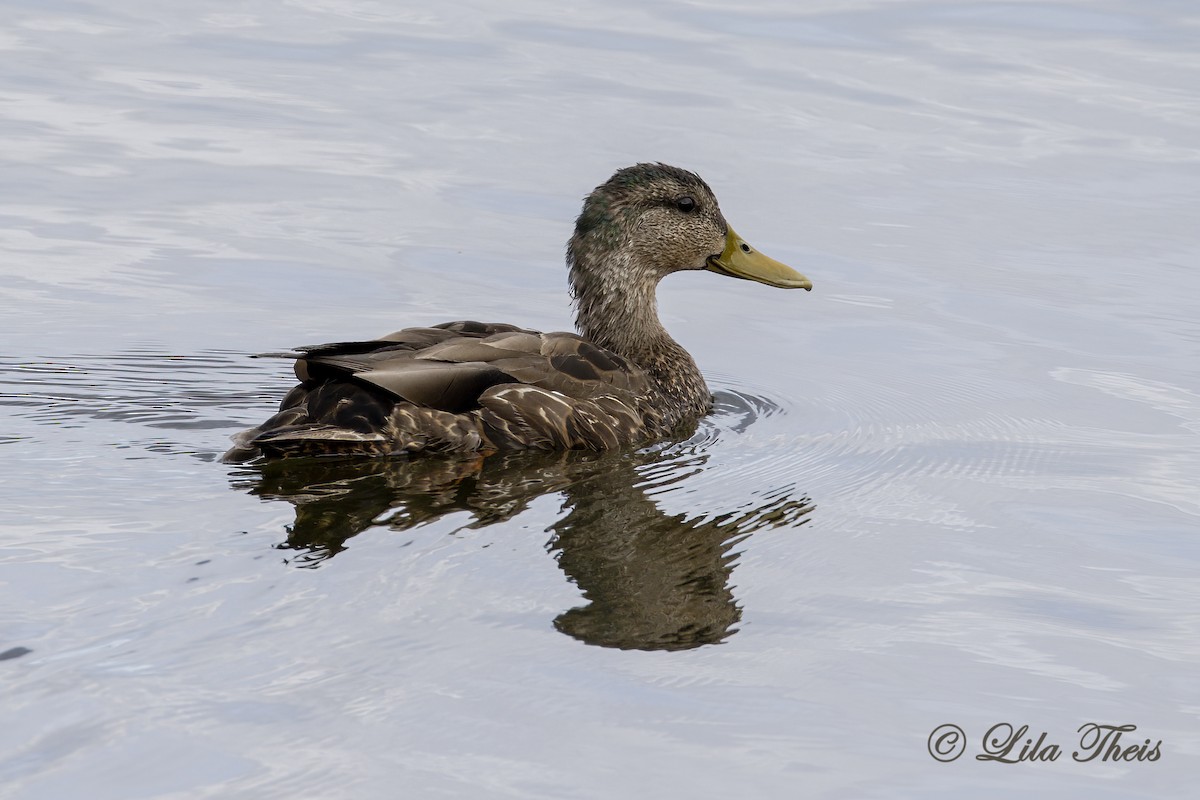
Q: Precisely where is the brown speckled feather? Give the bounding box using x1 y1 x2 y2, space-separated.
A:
223 321 662 461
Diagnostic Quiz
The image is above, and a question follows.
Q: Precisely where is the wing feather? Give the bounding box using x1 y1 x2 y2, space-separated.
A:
223 321 658 461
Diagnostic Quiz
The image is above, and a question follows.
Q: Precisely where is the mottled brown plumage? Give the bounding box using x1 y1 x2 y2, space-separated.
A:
223 164 811 462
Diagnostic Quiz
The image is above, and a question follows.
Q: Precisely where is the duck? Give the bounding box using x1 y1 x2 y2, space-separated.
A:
222 163 811 462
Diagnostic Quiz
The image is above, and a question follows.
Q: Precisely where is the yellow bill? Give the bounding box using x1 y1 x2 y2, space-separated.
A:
706 226 812 290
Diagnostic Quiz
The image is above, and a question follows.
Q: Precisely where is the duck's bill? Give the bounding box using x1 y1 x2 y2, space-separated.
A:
706 226 812 290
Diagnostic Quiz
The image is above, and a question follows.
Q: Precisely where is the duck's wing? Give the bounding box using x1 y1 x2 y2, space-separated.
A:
224 321 657 461
470 332 657 451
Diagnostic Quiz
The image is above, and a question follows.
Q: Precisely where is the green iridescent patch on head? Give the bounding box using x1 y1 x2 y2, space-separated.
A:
574 193 621 244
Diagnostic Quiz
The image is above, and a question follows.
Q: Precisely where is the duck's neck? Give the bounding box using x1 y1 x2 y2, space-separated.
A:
570 249 710 417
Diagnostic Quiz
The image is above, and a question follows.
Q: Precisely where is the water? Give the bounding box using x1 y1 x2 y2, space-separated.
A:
2 1 1198 797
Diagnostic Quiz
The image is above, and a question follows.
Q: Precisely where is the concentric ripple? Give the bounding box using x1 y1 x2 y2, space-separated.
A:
695 363 1200 535
0 349 292 459
8 348 1187 542
12 344 1188 553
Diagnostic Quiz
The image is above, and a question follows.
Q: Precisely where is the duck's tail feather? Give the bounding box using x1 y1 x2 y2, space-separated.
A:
223 424 393 462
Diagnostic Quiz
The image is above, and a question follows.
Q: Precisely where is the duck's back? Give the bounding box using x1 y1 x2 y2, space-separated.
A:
222 321 661 462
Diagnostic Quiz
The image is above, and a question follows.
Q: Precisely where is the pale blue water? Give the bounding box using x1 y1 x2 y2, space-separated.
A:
2 1 1198 797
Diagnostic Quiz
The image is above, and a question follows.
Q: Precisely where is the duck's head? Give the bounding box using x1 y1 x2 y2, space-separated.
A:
568 163 812 293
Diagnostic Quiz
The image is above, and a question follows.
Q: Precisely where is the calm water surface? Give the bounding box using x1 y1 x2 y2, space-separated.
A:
2 1 1199 797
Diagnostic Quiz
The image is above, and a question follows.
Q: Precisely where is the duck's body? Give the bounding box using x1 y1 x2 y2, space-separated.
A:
223 320 686 461
223 164 810 463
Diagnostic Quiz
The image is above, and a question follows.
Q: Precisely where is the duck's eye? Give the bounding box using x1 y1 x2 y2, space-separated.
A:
675 196 696 213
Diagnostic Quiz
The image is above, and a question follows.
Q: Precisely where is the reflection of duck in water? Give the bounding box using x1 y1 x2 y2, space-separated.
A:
224 164 811 462
547 454 813 650
231 396 815 651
